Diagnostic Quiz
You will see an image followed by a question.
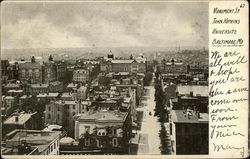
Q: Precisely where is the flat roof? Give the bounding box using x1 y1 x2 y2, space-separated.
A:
6 129 61 146
171 110 208 124
7 90 23 93
31 84 49 88
37 93 59 98
77 110 127 123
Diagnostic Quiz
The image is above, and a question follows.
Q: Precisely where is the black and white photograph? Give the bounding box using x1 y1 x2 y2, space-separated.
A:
1 1 209 156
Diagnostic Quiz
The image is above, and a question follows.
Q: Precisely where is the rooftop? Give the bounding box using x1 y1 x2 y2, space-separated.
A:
4 96 15 100
171 110 208 124
4 83 21 88
177 85 208 97
37 93 59 98
49 81 62 86
4 112 37 125
5 129 61 151
77 110 127 123
67 83 78 88
111 59 134 64
31 84 49 88
7 90 23 93
20 95 32 99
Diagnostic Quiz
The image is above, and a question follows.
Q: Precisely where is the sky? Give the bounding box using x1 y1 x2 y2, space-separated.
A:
1 1 208 49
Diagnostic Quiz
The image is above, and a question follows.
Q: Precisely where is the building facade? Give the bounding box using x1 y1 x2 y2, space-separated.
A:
43 56 57 83
18 56 43 84
73 69 90 84
74 110 132 154
170 110 208 154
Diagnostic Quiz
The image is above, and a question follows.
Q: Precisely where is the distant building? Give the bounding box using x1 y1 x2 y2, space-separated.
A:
110 59 146 73
19 95 33 106
170 110 208 154
66 83 79 92
2 129 61 155
49 81 63 93
187 64 209 80
171 85 208 113
6 62 19 80
45 100 83 137
43 55 57 83
29 83 49 94
101 53 146 73
2 96 17 117
1 60 10 77
73 69 90 84
37 93 60 103
3 83 22 95
77 86 88 100
54 60 67 82
18 56 43 84
161 58 186 74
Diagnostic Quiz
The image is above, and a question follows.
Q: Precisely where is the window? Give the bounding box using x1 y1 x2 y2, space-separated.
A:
73 112 76 116
57 114 60 120
113 128 117 136
73 105 75 109
112 138 118 147
50 145 53 152
48 114 51 119
48 106 51 111
97 139 100 147
85 138 90 146
57 107 60 111
54 142 56 149
170 123 172 135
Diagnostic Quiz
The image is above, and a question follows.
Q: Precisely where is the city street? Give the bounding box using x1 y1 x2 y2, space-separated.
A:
136 77 161 155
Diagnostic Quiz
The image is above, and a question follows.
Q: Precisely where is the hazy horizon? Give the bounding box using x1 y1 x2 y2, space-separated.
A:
2 2 208 50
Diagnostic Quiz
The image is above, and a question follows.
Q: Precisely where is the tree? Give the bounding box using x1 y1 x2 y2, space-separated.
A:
143 72 153 86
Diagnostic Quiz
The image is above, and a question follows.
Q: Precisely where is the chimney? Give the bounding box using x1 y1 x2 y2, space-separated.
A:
89 96 93 101
197 110 200 119
15 116 19 122
190 91 194 97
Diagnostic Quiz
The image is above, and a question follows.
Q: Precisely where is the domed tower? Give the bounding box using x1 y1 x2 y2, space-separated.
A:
107 50 114 59
171 58 175 65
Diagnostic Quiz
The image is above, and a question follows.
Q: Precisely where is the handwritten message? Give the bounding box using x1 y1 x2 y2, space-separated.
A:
209 1 248 158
